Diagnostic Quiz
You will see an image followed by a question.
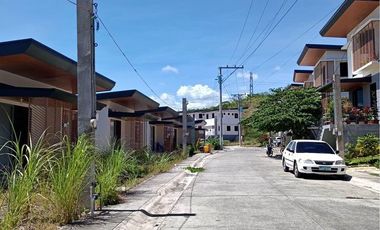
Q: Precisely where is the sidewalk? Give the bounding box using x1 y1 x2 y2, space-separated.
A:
347 166 380 193
63 153 212 230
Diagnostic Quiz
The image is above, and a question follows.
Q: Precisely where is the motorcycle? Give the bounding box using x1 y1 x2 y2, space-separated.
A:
266 143 273 157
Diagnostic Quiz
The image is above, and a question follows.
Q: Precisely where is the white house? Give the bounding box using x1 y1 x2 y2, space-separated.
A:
188 109 240 141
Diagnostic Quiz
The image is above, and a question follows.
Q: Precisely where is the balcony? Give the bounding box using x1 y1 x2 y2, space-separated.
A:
352 20 379 72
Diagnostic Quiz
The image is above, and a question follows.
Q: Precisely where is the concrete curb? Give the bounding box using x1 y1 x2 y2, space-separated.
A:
113 153 212 229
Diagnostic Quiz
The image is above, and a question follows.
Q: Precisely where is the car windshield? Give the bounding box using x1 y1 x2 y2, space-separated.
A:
296 142 335 154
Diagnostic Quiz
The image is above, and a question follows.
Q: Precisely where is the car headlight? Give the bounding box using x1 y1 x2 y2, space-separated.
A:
334 160 345 165
299 159 314 164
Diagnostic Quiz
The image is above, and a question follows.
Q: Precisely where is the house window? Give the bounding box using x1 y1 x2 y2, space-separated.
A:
218 126 220 131
352 88 364 107
228 113 230 115
340 62 348 77
352 20 379 71
234 113 238 118
234 126 238 131
199 114 203 119
227 126 231 131
192 114 195 118
212 113 215 118
206 114 209 119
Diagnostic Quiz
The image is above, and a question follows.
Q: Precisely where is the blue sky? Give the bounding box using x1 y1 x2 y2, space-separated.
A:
0 0 346 109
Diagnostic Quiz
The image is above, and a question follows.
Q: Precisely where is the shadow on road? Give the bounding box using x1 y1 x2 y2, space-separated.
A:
301 174 352 181
267 155 282 160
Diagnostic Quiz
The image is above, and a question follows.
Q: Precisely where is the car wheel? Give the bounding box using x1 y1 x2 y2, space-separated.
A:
294 162 302 178
282 159 289 172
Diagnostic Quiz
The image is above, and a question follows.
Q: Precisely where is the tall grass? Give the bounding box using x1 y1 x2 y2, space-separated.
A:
96 145 127 205
48 135 94 224
0 131 57 230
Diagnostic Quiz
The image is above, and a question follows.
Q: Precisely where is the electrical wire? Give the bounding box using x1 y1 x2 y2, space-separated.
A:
229 0 255 62
250 5 339 71
240 0 299 65
64 0 180 110
235 0 287 64
237 0 270 65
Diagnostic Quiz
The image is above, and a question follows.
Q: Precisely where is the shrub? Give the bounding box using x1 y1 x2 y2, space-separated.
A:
96 145 128 206
355 134 379 157
0 131 57 230
206 137 221 150
48 135 94 224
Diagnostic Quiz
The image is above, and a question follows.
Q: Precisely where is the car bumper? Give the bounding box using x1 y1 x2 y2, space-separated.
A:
298 163 347 175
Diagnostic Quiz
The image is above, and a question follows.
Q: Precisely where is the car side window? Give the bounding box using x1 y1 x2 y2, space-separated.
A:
286 141 294 151
290 142 296 152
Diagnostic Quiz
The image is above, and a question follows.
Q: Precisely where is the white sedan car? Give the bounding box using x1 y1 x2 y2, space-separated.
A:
282 140 346 178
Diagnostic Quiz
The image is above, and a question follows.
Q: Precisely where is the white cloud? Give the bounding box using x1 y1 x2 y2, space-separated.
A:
176 84 218 99
150 84 224 110
161 65 179 74
236 71 258 80
150 93 181 110
274 66 281 71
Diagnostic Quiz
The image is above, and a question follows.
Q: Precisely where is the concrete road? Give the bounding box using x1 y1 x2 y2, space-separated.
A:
159 147 380 230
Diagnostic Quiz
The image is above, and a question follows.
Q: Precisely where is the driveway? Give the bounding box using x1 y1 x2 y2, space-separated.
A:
159 147 380 230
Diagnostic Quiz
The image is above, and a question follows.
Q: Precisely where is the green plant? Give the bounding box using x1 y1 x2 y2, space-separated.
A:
96 145 128 206
185 166 204 173
0 131 57 230
48 135 94 224
355 134 379 157
188 145 195 156
206 137 221 150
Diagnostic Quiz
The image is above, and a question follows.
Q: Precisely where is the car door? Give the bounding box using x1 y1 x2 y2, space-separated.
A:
283 141 294 167
287 141 296 169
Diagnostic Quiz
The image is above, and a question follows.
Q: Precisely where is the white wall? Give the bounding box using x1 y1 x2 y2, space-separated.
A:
95 106 111 150
189 109 240 138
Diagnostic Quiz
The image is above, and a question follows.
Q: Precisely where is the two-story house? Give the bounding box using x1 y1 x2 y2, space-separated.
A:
189 109 241 141
320 0 379 117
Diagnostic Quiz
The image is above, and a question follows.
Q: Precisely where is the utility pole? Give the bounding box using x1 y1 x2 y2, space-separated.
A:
77 0 96 212
249 72 254 96
217 65 244 149
232 93 244 146
182 98 188 155
333 73 344 158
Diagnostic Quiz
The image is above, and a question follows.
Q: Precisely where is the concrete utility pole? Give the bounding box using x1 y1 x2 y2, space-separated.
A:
333 73 344 158
249 72 254 96
232 93 244 146
217 65 244 149
182 98 188 155
77 0 96 212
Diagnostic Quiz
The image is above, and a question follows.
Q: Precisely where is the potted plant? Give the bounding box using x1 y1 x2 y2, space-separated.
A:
368 107 379 124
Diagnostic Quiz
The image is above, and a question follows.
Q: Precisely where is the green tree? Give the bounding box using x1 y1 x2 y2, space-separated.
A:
243 87 322 138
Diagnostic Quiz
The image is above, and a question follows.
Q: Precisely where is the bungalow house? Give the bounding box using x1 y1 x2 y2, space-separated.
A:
144 107 181 152
96 90 159 151
0 38 115 167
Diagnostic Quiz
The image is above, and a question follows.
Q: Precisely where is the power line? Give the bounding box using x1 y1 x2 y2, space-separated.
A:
235 0 287 64
229 0 255 62
240 0 299 65
96 15 180 109
237 0 270 64
250 5 339 71
64 0 179 110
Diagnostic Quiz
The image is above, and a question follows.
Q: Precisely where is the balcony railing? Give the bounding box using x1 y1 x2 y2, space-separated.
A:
353 20 379 72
